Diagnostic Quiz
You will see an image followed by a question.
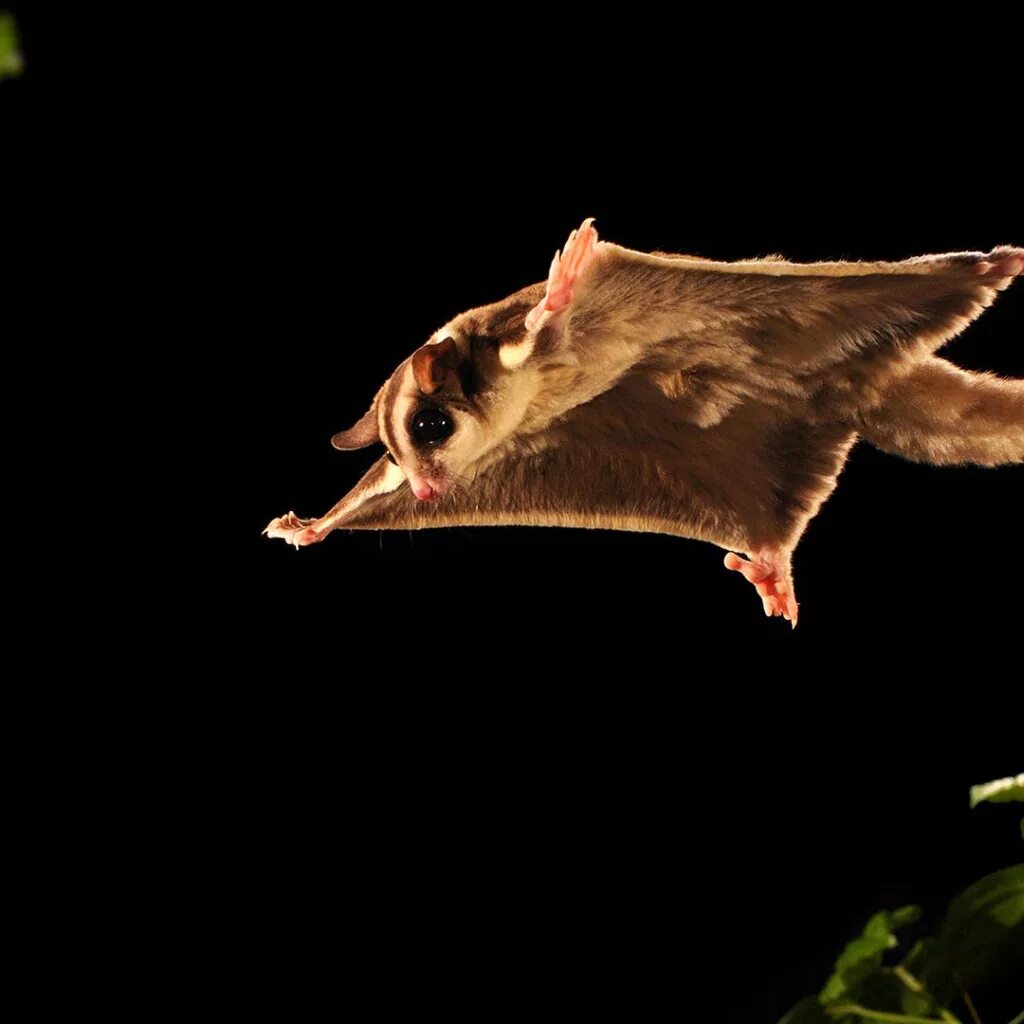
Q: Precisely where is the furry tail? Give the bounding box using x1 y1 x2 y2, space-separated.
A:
856 356 1024 466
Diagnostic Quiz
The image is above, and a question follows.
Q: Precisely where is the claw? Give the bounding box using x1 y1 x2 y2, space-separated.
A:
265 512 322 547
525 218 600 330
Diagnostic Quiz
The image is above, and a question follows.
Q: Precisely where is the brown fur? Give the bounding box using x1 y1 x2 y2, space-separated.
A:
342 380 857 555
856 357 1024 465
266 226 1023 618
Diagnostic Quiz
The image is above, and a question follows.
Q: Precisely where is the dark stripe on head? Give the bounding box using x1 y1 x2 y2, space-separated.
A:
482 296 538 348
457 356 481 398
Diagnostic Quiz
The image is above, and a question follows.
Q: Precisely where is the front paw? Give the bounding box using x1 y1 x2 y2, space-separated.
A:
263 511 323 548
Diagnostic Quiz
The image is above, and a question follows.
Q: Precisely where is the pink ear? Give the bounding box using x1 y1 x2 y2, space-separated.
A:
412 336 459 394
331 405 379 450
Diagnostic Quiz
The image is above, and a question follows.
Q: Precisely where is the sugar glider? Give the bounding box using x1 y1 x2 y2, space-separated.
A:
265 219 1023 625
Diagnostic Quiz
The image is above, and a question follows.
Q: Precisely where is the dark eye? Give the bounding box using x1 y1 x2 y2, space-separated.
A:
410 407 454 445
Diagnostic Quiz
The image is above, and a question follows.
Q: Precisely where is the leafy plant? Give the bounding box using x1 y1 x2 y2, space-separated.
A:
0 12 22 81
971 775 1024 839
779 777 1023 1024
970 775 1024 809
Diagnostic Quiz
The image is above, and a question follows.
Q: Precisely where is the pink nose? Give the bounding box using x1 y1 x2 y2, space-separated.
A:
412 481 438 501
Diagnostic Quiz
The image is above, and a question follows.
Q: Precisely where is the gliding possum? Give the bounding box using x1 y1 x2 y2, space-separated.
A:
266 220 1024 625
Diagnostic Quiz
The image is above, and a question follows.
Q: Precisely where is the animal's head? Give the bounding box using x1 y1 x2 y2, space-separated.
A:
329 289 546 501
331 219 602 500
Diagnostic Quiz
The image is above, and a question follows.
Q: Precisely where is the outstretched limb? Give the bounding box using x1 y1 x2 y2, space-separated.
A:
594 241 1023 373
857 357 1024 466
724 548 799 626
264 458 407 547
264 511 322 548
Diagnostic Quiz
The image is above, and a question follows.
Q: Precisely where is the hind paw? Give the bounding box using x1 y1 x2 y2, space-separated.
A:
975 250 1024 280
724 549 799 626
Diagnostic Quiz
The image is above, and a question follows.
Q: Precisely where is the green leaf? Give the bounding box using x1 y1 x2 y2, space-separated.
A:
821 907 921 1004
0 12 23 81
854 971 932 1018
890 947 945 1018
898 938 935 978
944 865 1024 935
916 865 1024 1005
888 906 921 930
778 995 832 1024
970 774 1024 808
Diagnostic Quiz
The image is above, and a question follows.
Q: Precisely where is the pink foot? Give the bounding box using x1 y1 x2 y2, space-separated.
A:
974 250 1024 279
724 549 799 626
263 511 325 548
525 218 600 330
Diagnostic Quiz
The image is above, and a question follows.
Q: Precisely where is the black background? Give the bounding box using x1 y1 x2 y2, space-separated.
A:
17 11 1022 1023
